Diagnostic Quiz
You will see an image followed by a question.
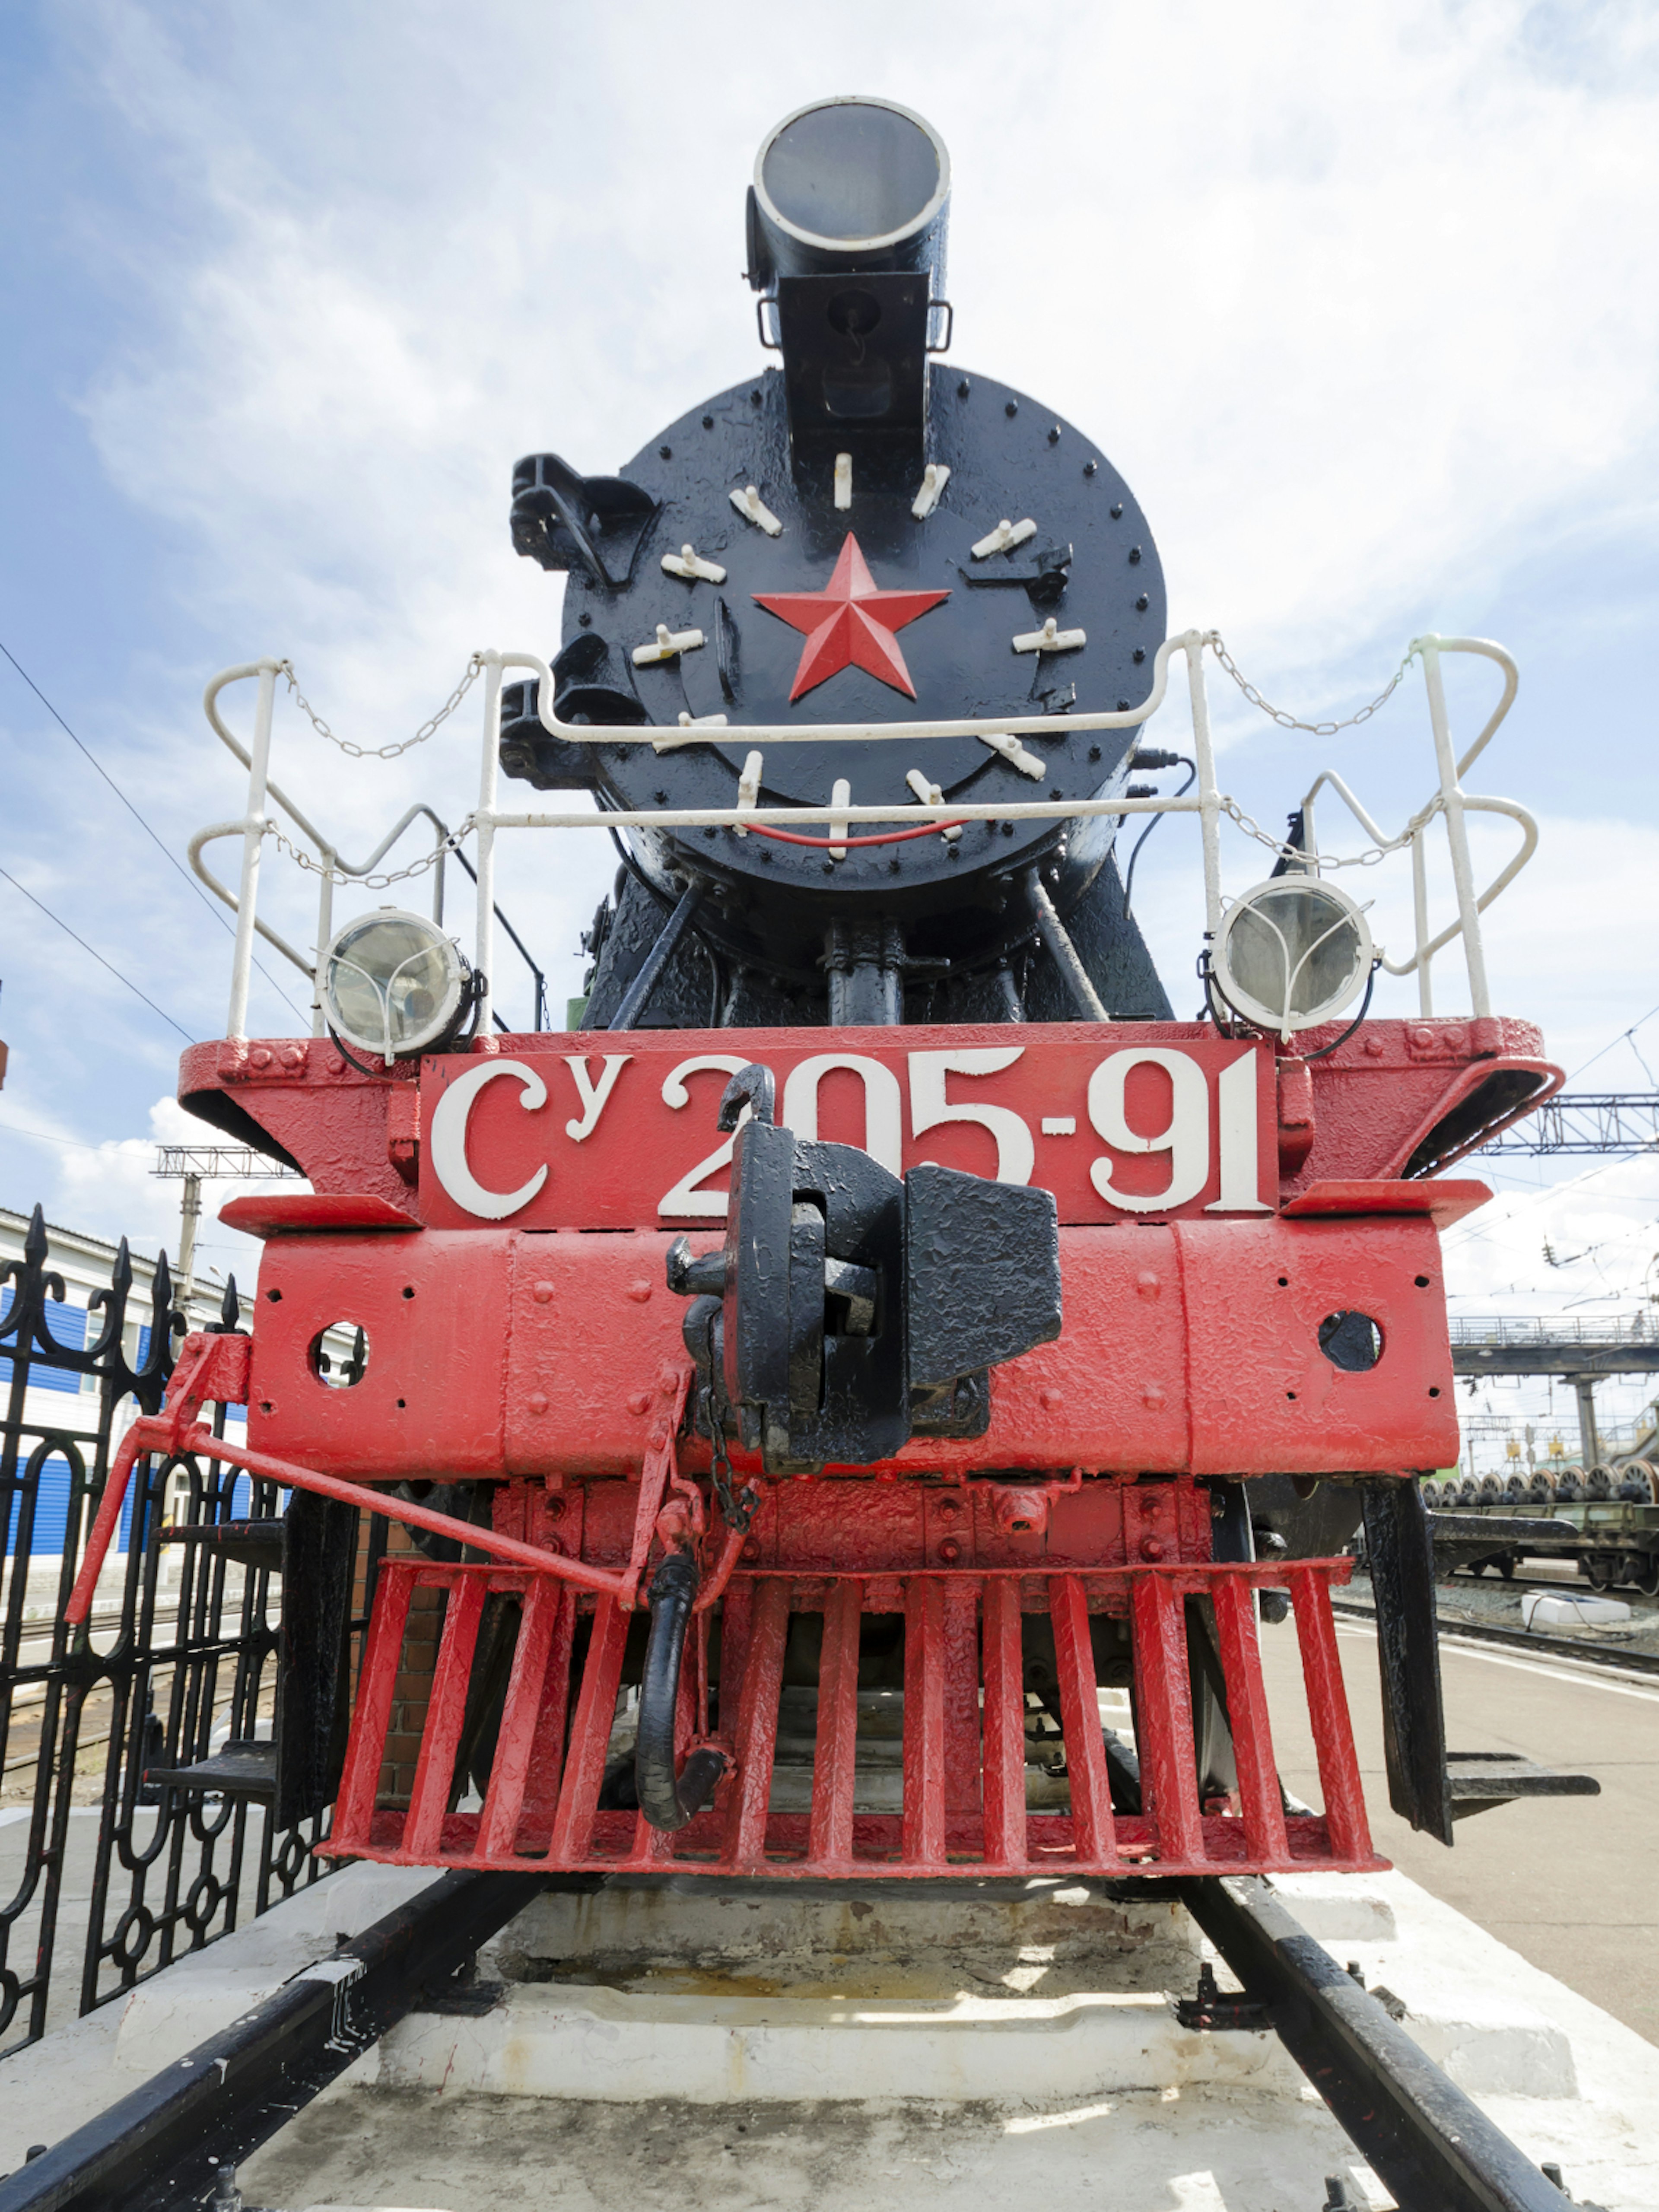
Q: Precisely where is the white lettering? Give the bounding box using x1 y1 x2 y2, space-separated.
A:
429 1059 548 1221
1207 1050 1272 1212
782 1054 904 1176
908 1049 1033 1184
562 1052 632 1142
658 1055 756 1218
1087 1049 1209 1212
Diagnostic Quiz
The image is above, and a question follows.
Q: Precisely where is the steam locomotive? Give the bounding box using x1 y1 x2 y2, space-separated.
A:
71 96 1563 1876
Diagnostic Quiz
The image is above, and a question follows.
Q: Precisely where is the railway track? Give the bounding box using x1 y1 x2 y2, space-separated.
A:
0 1866 1581 2212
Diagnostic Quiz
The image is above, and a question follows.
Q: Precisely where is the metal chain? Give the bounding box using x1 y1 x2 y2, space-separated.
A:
1221 793 1440 873
278 656 483 761
266 814 477 891
1209 635 1417 737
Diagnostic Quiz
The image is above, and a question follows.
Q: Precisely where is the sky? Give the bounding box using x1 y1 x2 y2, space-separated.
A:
2 0 1658 1451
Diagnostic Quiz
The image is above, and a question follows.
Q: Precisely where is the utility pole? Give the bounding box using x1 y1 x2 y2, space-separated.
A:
152 1145 301 1327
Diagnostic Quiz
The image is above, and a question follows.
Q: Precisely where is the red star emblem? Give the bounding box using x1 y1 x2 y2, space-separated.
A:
753 534 950 702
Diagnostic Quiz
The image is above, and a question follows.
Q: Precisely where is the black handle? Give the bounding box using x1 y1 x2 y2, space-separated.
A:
635 1550 726 1832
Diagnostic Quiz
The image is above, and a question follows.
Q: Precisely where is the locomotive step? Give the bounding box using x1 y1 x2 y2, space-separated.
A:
141 1739 278 1799
1444 1751 1601 1820
159 1518 286 1571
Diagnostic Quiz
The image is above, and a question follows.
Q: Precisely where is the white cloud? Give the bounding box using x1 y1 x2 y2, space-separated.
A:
6 0 1658 1254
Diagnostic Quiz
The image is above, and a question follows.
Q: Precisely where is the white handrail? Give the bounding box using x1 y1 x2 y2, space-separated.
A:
198 626 1536 1042
1299 636 1533 1019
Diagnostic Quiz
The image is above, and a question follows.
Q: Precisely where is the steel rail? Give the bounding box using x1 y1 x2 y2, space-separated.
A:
1 1862 1582 2212
1173 1875 1573 2212
1331 1594 1659 1678
0 1870 594 2212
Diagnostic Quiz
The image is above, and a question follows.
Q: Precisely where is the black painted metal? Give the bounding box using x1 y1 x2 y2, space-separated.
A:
675 1076 1060 1471
604 882 706 1031
0 1210 384 2059
0 1870 569 2212
1176 1876 1573 2212
1027 870 1109 1021
1360 1477 1452 1843
502 354 1172 1020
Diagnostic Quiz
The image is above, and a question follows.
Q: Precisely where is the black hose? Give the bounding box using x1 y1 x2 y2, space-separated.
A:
636 1550 727 1831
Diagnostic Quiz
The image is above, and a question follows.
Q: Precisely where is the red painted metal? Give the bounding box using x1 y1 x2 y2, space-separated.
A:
168 1012 1554 1891
180 1017 1554 1228
1281 1179 1491 1229
219 1193 422 1235
326 1557 1379 1879
238 1216 1461 1481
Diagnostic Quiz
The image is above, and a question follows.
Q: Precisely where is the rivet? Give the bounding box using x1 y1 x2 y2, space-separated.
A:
280 1044 305 1070
1128 546 1142 565
1140 1536 1166 1561
1088 745 1102 762
937 1496 961 1519
659 1367 680 1395
628 1392 652 1415
938 1538 962 1563
649 1424 668 1450
1110 502 1124 518
533 1281 555 1303
1047 425 1061 443
625 1281 652 1303
741 1538 763 1563
248 1046 273 1069
546 1496 566 1521
527 1392 549 1416
1363 1035 1386 1057
750 388 761 403
659 444 672 459
957 378 971 397
1117 700 1130 712
1142 1383 1166 1410
543 1536 565 1557
1039 1386 1065 1410
578 610 593 627
1084 460 1098 476
1004 400 1018 416
1136 1270 1161 1299
1410 1025 1433 1047
702 415 714 429
1001 822 1015 837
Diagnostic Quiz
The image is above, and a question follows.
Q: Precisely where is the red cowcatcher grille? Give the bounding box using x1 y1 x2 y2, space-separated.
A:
326 1556 1379 1879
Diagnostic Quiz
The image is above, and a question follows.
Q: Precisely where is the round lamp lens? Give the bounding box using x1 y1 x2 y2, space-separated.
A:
762 101 941 244
323 911 467 1061
1214 880 1372 1036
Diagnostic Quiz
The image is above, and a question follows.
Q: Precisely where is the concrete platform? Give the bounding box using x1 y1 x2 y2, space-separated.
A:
4 1853 1656 2209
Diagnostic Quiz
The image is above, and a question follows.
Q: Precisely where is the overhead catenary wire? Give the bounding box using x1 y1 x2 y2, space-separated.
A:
0 636 308 1024
0 865 193 1041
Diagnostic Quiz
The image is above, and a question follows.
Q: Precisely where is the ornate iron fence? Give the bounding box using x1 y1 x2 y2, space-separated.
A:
0 1205 382 2057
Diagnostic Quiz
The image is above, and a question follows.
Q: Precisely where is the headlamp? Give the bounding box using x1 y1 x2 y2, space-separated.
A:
320 908 472 1065
1211 878 1374 1041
